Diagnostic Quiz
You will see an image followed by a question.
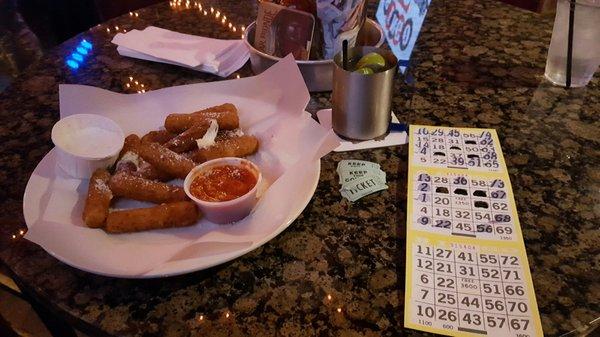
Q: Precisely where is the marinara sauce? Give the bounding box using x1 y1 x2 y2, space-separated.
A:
190 165 257 202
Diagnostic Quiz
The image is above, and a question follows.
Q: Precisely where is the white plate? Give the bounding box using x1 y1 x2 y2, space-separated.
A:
22 55 339 278
23 149 320 278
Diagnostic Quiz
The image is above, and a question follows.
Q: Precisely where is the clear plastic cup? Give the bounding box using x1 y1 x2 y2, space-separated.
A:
544 0 600 87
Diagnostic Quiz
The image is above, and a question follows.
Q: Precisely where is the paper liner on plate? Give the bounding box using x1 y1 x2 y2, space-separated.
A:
24 55 339 277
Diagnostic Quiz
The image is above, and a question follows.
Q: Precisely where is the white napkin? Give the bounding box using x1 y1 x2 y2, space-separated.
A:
317 109 407 152
112 26 249 77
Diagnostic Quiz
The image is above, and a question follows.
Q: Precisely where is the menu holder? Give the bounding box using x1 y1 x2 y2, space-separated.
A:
404 125 543 336
255 1 315 60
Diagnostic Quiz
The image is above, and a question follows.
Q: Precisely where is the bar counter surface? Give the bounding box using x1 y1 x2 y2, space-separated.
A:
0 0 598 336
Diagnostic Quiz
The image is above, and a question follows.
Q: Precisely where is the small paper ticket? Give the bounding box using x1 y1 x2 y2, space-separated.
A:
339 168 386 184
337 160 388 202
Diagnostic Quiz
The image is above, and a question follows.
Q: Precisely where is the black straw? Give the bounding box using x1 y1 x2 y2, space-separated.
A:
342 39 348 70
566 0 575 88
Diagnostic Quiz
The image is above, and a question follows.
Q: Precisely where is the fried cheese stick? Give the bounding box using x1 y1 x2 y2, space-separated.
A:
188 135 259 163
141 130 177 144
105 201 199 233
137 141 196 179
115 134 172 181
109 172 187 204
164 103 239 133
164 122 210 153
82 169 112 228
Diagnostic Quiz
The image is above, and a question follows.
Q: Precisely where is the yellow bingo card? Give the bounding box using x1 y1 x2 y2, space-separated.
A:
404 126 543 337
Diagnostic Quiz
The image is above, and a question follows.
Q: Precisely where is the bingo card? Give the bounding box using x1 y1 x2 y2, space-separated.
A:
405 125 543 337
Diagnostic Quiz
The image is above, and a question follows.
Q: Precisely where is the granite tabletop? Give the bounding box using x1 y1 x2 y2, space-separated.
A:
0 0 598 336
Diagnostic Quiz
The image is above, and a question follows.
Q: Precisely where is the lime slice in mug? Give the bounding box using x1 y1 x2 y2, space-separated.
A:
356 52 386 71
354 67 374 75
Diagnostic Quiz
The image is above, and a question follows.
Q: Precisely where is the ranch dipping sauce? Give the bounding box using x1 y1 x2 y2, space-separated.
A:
51 114 125 179
190 164 258 202
60 126 123 158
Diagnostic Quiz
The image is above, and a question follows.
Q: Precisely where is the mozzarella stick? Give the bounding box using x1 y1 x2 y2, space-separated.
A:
105 201 199 233
137 141 195 179
117 134 142 160
109 172 187 204
82 169 113 228
115 135 172 181
189 135 259 163
141 130 176 144
164 122 210 153
164 103 239 133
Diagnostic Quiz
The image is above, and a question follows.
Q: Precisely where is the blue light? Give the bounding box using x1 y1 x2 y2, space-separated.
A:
76 47 88 55
80 40 93 50
71 53 84 62
66 59 79 69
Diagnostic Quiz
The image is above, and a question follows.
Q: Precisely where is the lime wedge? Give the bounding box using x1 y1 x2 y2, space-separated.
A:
356 52 386 71
354 67 374 75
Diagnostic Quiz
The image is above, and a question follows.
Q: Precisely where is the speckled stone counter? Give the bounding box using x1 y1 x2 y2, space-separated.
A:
0 0 598 336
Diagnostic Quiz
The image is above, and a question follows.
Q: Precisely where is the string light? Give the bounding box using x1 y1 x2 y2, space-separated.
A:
169 2 244 37
198 315 204 321
225 312 230 318
81 40 92 49
71 53 84 62
66 39 93 70
115 25 119 30
327 294 332 301
106 27 111 33
337 307 342 313
125 75 149 93
11 235 16 240
19 230 24 235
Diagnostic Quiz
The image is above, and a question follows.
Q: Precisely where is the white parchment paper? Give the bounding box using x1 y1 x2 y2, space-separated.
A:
23 55 339 277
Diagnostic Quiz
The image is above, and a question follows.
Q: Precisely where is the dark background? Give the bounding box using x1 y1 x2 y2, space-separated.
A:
11 0 552 50
0 0 554 92
17 0 163 48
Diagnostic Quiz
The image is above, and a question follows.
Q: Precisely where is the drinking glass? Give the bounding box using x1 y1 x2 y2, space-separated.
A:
544 0 600 87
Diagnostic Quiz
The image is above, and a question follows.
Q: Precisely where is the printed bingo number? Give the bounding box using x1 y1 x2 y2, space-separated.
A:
412 172 515 241
410 242 537 336
413 127 501 172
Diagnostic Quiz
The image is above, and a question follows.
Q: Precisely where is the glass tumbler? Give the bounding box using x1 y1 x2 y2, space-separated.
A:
544 0 600 87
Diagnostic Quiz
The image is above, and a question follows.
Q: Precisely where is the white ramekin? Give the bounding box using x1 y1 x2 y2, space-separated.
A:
184 157 262 224
51 114 124 179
